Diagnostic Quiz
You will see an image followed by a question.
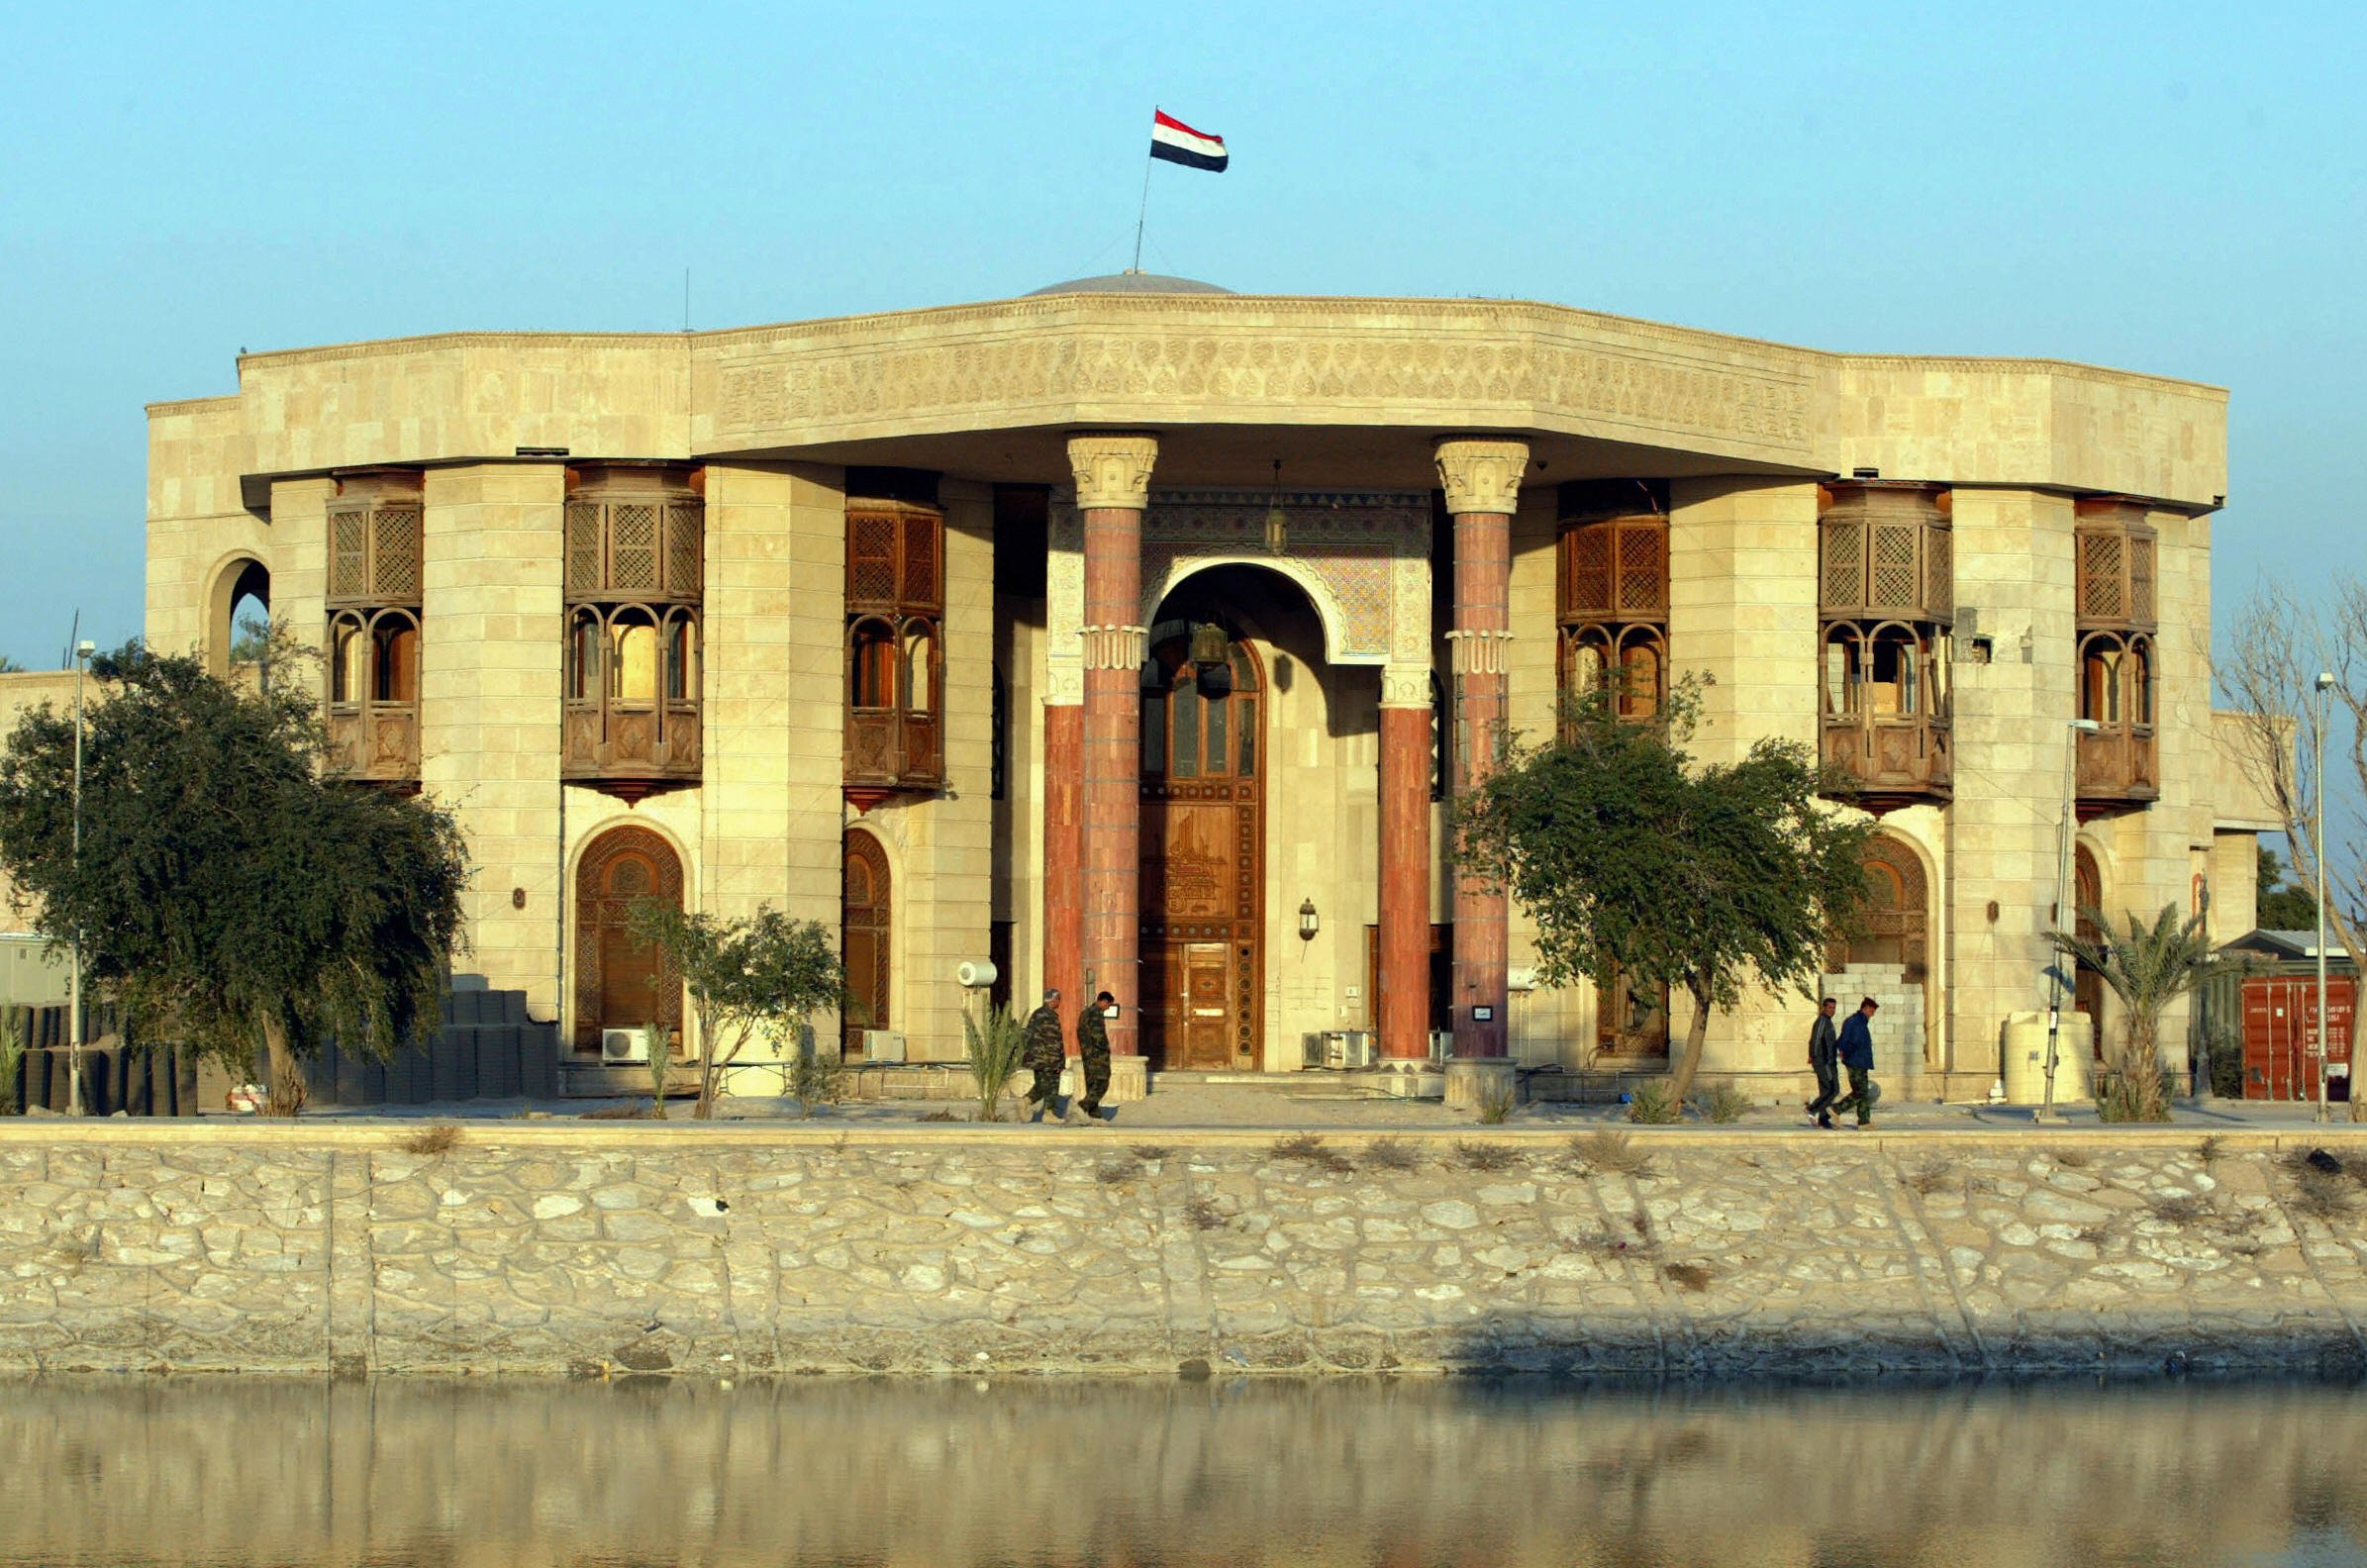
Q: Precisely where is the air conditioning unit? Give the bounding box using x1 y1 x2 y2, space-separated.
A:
1322 1030 1377 1069
862 1029 907 1063
601 1027 649 1065
1428 1029 1454 1063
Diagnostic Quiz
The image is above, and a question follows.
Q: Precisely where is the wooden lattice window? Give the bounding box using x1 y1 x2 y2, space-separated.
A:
1558 494 1670 733
325 475 424 784
844 499 945 797
562 467 704 801
1818 483 1951 622
1818 483 1953 808
2074 500 2159 633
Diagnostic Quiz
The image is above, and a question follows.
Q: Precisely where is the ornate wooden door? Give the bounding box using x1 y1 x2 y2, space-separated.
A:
2074 845 2105 1051
842 831 891 1057
1140 628 1263 1070
573 826 683 1051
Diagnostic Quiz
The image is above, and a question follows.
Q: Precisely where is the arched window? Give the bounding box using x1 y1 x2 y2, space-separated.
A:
561 466 704 801
1139 621 1260 780
843 495 946 801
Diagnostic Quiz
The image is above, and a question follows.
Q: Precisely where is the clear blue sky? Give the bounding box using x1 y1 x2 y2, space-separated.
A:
1 0 2359 672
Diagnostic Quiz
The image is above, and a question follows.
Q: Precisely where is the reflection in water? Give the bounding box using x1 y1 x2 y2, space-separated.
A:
2 1377 2364 1567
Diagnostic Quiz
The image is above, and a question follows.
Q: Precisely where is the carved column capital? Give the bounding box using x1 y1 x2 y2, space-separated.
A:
1080 625 1149 671
1067 433 1160 510
1431 437 1531 517
1380 663 1434 709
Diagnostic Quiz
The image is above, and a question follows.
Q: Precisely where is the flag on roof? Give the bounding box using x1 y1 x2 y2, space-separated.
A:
1150 110 1228 172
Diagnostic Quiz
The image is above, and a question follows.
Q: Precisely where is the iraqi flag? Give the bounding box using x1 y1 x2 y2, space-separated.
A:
1150 110 1228 172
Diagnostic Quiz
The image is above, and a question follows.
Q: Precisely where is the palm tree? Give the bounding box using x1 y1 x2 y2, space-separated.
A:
2049 903 2216 1123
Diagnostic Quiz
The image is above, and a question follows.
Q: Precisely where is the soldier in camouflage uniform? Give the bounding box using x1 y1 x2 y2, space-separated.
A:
1021 988 1068 1123
1074 990 1116 1122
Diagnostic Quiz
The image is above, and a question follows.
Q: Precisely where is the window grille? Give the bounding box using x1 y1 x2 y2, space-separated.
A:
843 498 946 796
561 467 704 800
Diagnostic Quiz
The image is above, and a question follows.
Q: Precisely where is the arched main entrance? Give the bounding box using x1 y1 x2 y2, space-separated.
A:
573 826 684 1052
2073 843 2105 1049
841 830 892 1058
1138 604 1265 1071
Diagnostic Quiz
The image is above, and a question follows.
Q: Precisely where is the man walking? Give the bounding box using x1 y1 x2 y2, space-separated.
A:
1805 997 1841 1128
1830 996 1880 1128
1021 988 1068 1123
1072 990 1116 1122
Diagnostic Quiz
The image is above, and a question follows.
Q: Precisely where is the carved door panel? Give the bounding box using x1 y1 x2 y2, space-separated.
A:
573 826 684 1052
1179 942 1233 1070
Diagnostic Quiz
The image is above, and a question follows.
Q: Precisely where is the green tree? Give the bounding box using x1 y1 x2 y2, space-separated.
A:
2258 844 2318 931
962 1003 1028 1122
2049 902 2217 1123
624 900 842 1121
1453 684 1875 1104
0 640 467 1115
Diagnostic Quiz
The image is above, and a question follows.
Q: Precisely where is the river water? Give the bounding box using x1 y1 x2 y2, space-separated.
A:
2 1377 2362 1566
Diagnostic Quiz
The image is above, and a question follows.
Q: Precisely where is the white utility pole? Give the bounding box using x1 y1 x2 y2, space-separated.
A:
67 638 94 1116
2316 670 2335 1122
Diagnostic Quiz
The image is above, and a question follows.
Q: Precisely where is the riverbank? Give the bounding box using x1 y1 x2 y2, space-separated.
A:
7 1123 2367 1377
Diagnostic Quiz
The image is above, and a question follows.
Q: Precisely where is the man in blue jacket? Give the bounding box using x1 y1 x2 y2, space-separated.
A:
1829 997 1880 1128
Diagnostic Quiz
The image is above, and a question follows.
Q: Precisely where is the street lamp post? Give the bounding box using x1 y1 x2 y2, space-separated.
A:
2037 716 2103 1126
2315 670 2335 1123
67 638 94 1116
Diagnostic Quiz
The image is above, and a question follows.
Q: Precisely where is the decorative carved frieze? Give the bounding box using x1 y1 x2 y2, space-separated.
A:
1067 433 1159 511
713 322 1814 458
1446 628 1515 676
1080 625 1149 670
1433 438 1531 517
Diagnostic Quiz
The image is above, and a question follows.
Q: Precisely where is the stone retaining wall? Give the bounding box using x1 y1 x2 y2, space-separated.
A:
5 1124 2366 1377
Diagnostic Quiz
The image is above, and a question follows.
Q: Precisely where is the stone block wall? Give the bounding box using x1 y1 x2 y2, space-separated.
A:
6 1124 2363 1379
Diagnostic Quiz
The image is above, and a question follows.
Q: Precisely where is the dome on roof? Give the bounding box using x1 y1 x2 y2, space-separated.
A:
1026 271 1233 297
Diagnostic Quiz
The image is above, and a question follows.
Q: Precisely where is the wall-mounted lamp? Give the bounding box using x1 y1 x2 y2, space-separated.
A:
1264 459 1288 553
1297 899 1320 941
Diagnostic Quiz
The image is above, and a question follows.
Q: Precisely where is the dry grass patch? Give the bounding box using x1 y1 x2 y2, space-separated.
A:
1095 1157 1142 1186
1454 1140 1522 1173
395 1123 463 1155
1661 1262 1714 1293
580 1103 659 1121
2053 1148 2093 1170
1362 1137 1423 1172
1902 1155 1954 1197
1183 1196 1228 1231
1570 1129 1655 1178
2147 1193 2214 1227
2197 1134 2225 1165
1129 1144 1173 1163
1271 1134 1356 1175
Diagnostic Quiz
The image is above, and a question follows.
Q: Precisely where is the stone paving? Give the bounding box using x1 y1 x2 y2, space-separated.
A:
4 1123 2367 1378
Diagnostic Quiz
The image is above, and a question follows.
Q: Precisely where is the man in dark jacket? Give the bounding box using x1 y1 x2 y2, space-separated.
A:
1021 988 1067 1123
1829 997 1880 1128
1073 990 1116 1122
1804 997 1841 1128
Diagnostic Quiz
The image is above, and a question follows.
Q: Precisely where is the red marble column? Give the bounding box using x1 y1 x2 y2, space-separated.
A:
1041 701 1083 1050
1069 434 1157 1059
1377 690 1432 1061
1435 438 1529 1061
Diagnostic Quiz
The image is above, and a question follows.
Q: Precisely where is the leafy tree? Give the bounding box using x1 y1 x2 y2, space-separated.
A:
0 640 467 1115
624 900 842 1121
0 655 23 674
1453 683 1874 1103
2258 844 2319 931
2050 903 2217 1123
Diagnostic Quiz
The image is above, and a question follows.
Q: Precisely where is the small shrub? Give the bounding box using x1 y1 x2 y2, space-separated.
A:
646 1042 670 1121
1183 1196 1228 1231
2197 1135 2225 1166
580 1102 657 1121
1662 1262 1713 1293
1454 1139 1520 1172
1572 1129 1654 1178
1095 1158 1141 1186
2097 1068 2176 1125
1902 1155 1954 1197
918 1109 960 1123
2054 1149 2092 1170
2288 1160 2355 1223
0 1005 28 1117
1474 1073 1521 1125
1272 1134 1355 1175
2076 1223 2113 1247
1363 1137 1423 1172
788 1051 846 1120
2148 1193 2213 1227
1693 1085 1750 1126
396 1123 462 1156
1626 1083 1681 1125
962 1004 1028 1124
1129 1145 1173 1163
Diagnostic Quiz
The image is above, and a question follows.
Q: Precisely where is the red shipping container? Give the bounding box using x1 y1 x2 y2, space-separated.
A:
2241 974 2358 1101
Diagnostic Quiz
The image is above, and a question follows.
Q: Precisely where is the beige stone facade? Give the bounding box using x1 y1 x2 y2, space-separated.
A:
131 282 2257 1095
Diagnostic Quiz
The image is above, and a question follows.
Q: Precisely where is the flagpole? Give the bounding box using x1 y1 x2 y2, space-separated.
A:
1132 114 1155 274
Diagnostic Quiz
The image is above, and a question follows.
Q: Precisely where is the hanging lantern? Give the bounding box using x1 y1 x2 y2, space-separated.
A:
1190 621 1233 695
1263 457 1287 554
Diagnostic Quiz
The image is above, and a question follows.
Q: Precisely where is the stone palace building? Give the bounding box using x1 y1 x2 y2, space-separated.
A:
115 274 2278 1102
